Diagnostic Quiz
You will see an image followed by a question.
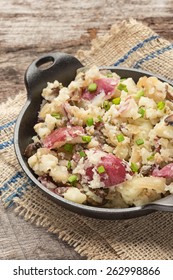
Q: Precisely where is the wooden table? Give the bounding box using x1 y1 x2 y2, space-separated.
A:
1 0 173 260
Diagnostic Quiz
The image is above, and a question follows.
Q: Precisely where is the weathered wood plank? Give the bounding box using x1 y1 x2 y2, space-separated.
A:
0 203 84 259
1 0 173 102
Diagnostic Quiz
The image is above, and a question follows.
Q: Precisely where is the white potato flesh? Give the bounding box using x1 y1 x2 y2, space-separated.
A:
64 187 87 204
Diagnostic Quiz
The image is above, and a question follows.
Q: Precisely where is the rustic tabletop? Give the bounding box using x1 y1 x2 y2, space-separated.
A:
1 0 173 260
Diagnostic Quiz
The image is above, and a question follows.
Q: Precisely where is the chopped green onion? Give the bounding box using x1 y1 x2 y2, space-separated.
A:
97 165 105 174
68 175 77 183
116 134 125 142
51 112 61 119
97 115 103 122
63 143 73 152
103 101 111 111
112 97 121 105
120 78 126 82
86 118 94 126
67 161 71 170
82 135 92 143
147 154 155 161
117 83 128 92
79 151 86 158
138 107 146 118
130 162 139 172
157 101 165 110
136 139 144 146
136 89 144 98
88 83 97 92
107 73 113 78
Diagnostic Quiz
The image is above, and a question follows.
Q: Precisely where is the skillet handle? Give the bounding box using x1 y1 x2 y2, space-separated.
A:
25 52 83 100
143 194 173 212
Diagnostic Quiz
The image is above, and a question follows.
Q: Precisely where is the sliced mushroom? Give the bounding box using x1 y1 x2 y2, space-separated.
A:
140 164 155 176
164 114 173 126
24 142 41 158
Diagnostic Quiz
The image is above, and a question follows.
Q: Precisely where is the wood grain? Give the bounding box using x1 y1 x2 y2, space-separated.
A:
1 0 173 102
0 204 84 260
1 0 173 259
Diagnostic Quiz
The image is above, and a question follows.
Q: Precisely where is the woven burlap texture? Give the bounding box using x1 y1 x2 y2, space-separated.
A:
1 19 173 260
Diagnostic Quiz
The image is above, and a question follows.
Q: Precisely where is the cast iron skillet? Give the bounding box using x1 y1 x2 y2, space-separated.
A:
14 52 173 220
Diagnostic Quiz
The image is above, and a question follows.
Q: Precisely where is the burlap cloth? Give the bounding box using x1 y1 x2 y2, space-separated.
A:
1 19 173 260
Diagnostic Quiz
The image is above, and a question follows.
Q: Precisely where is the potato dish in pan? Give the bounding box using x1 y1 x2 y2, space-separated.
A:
25 66 173 208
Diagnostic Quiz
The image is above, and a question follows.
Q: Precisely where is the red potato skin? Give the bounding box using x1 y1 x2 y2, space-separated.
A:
43 126 84 149
82 78 119 101
86 154 127 187
152 163 173 178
